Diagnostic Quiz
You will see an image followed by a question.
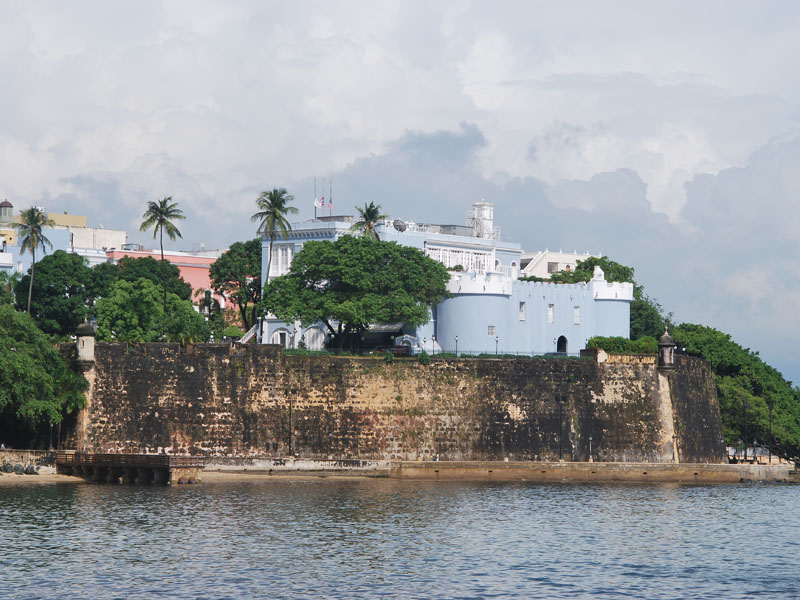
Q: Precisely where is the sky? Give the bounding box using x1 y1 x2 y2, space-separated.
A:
2 1 800 383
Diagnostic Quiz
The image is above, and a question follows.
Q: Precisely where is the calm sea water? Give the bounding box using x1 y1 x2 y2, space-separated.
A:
1 478 798 599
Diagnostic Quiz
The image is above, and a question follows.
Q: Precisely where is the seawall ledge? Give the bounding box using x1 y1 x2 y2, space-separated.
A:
388 461 791 483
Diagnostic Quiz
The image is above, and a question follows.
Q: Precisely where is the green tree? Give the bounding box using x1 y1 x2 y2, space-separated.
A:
630 292 668 340
263 236 450 351
251 188 297 282
160 294 211 344
95 278 208 343
0 305 86 447
209 239 262 331
14 207 54 313
350 202 388 241
96 278 165 342
672 323 800 464
115 256 192 300
86 261 120 308
14 250 92 337
0 271 18 306
139 197 186 312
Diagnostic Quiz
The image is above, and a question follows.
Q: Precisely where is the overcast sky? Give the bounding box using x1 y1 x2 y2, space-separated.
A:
3 1 800 382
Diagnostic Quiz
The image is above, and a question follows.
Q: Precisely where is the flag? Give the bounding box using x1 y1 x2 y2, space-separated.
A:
328 197 333 212
320 195 325 207
314 197 321 208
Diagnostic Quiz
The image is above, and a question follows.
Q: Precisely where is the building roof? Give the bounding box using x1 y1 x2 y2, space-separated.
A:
76 322 95 337
0 200 12 208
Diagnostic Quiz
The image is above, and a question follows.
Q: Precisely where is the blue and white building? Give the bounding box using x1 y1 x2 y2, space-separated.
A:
260 201 633 355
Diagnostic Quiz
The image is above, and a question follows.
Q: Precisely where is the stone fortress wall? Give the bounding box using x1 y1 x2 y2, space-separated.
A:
72 343 727 464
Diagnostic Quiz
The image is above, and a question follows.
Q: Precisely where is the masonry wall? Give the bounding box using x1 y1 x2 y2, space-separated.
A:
75 343 727 463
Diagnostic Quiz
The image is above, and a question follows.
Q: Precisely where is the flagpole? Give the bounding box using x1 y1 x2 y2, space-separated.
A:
330 178 333 215
314 177 317 220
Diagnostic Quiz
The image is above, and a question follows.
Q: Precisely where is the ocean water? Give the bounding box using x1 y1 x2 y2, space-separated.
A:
1 478 798 599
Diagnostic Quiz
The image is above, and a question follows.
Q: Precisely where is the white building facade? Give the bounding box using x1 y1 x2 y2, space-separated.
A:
260 202 632 355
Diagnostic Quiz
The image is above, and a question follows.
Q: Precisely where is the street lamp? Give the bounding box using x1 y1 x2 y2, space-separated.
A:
768 399 774 464
455 335 458 357
423 337 427 354
432 336 436 356
495 335 499 355
588 435 593 463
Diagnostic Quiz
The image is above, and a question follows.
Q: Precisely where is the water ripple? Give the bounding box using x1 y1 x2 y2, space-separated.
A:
1 480 799 598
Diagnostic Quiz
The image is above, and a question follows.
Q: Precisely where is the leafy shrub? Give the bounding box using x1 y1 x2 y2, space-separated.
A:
223 325 244 339
384 352 394 363
587 336 658 355
418 350 430 365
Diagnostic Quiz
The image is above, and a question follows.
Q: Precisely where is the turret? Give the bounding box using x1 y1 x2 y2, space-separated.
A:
76 321 95 363
658 327 676 369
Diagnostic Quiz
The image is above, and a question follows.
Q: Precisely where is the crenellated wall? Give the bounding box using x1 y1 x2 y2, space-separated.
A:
72 344 727 464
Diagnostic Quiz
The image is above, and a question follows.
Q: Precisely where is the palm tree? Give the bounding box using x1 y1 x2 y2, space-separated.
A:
139 196 185 312
14 207 54 313
350 202 388 241
251 188 297 280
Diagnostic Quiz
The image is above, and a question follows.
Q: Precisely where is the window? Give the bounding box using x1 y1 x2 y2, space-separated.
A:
573 306 580 325
547 262 559 274
488 325 496 336
547 304 554 323
519 301 526 321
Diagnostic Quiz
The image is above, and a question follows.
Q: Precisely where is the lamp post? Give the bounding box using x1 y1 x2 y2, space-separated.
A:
423 337 427 354
588 435 593 463
768 400 774 464
743 400 749 463
432 336 436 356
495 335 499 355
455 336 458 357
672 434 677 463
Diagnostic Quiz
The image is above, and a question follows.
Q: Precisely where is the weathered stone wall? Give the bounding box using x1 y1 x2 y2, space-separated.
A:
668 355 727 463
74 344 726 463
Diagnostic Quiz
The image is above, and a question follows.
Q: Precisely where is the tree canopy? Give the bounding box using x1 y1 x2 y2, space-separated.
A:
262 235 450 350
14 250 91 337
209 238 262 331
0 305 86 447
95 278 209 343
672 323 800 463
350 202 388 241
114 256 192 301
